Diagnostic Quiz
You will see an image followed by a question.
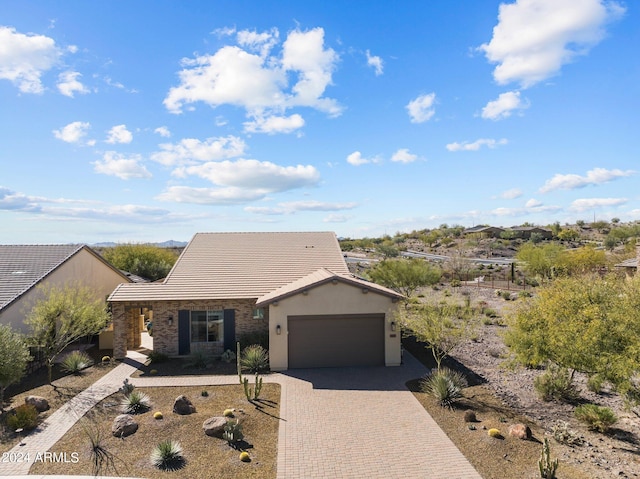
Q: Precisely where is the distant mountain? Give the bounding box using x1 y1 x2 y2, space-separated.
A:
91 240 188 248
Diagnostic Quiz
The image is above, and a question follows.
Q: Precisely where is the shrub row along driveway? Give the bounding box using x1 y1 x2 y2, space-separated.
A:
1 351 479 479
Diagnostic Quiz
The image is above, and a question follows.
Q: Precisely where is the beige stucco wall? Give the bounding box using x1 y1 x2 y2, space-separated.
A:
268 281 401 370
112 298 268 358
0 248 128 334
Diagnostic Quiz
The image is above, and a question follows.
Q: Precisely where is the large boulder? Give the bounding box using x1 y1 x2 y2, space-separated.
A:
508 423 532 440
173 395 196 415
112 414 138 437
25 396 49 412
203 416 227 438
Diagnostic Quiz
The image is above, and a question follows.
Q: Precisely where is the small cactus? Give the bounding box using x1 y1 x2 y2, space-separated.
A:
224 408 235 417
201 390 209 397
101 355 111 363
239 451 251 462
153 411 163 420
488 428 502 438
538 438 558 479
150 369 158 375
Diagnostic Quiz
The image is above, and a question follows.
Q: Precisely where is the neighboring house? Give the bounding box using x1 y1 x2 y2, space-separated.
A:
108 232 403 370
615 245 639 276
463 226 505 238
0 245 131 335
510 226 553 240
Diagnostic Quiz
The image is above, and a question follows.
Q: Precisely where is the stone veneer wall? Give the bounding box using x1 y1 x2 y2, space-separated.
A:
112 298 268 358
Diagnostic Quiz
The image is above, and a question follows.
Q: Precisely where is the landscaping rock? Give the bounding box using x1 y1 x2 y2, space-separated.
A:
112 414 138 437
203 416 227 438
463 409 477 423
508 423 531 440
173 395 196 415
25 395 49 412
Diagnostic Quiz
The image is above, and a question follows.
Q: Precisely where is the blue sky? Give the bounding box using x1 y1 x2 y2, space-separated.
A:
1 0 638 244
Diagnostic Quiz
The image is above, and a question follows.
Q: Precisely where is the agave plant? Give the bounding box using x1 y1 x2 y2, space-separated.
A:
121 390 151 414
60 351 94 375
240 344 269 373
150 439 184 470
420 368 468 408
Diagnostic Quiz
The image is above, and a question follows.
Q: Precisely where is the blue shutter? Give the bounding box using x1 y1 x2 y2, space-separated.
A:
223 309 235 351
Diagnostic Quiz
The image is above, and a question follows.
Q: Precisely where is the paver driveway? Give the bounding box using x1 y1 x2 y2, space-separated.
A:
276 352 481 479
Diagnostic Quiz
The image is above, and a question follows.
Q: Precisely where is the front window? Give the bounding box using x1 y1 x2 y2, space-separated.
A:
191 310 223 342
252 307 265 320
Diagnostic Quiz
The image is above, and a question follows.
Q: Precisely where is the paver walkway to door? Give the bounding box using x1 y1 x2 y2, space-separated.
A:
1 350 480 479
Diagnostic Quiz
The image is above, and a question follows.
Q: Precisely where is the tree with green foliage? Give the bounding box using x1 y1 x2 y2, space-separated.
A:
102 244 178 281
368 258 441 298
554 246 606 275
516 243 564 279
397 301 476 370
504 274 640 394
0 325 31 411
591 220 610 233
557 228 580 241
26 284 111 385
377 243 400 259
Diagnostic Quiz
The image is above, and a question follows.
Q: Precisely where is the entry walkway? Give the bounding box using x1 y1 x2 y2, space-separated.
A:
1 351 480 478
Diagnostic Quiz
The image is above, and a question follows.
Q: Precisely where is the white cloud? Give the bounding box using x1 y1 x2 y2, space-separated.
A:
500 188 523 199
324 214 350 223
539 167 634 193
446 138 508 152
245 200 357 215
346 151 380 166
366 50 383 75
479 0 625 88
57 71 89 97
244 113 305 134
0 26 61 93
391 148 418 164
570 197 628 211
105 124 133 144
525 198 542 208
154 126 171 138
481 91 528 120
164 27 341 122
406 93 436 123
53 121 91 144
156 186 268 205
93 152 152 180
181 159 320 192
151 136 246 166
0 186 40 212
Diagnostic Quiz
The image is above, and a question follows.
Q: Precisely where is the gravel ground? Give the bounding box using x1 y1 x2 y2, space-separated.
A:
431 286 640 479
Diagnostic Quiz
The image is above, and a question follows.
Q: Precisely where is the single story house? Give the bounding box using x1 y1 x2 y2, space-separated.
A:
463 226 505 238
615 245 640 276
510 226 553 240
0 245 131 337
108 232 403 370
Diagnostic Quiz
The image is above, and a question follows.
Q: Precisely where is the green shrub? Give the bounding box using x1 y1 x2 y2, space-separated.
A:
552 421 582 446
240 345 269 373
201 390 209 397
420 368 467 408
237 331 269 350
184 351 208 369
147 351 168 363
587 375 605 394
121 390 152 414
60 350 94 375
220 349 236 363
534 364 579 403
450 279 461 288
574 404 617 433
6 404 38 431
484 308 499 318
518 290 533 298
223 419 244 444
150 439 184 470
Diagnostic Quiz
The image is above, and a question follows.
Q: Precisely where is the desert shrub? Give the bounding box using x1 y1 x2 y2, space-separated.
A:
487 428 502 438
534 364 579 403
147 351 168 363
150 439 184 470
587 375 605 394
574 404 617 433
237 330 269 350
240 345 269 373
6 404 38 431
121 390 151 414
201 390 209 397
450 279 461 288
499 290 512 300
239 451 251 462
221 349 236 363
223 419 244 444
463 409 476 422
518 290 533 298
184 351 208 369
482 317 494 326
484 308 499 318
420 368 468 408
60 350 94 375
552 421 583 446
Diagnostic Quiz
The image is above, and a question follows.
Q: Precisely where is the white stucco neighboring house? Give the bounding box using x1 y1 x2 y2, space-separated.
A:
108 232 403 370
0 245 131 337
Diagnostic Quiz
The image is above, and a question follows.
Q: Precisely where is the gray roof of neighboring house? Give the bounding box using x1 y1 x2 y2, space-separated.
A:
464 226 504 233
615 258 638 268
255 267 403 306
109 232 352 302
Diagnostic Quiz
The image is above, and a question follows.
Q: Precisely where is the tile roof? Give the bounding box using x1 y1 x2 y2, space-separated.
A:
108 232 352 302
255 268 403 306
0 244 84 311
615 258 638 268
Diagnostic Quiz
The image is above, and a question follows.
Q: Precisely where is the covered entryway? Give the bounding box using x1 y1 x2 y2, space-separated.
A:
287 314 385 368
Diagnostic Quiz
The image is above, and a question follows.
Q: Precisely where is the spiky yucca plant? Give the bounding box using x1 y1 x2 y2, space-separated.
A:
60 351 94 374
420 368 468 408
150 440 184 470
121 390 151 414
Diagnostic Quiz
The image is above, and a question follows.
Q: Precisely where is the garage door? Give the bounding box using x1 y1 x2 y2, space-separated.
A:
288 314 385 368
